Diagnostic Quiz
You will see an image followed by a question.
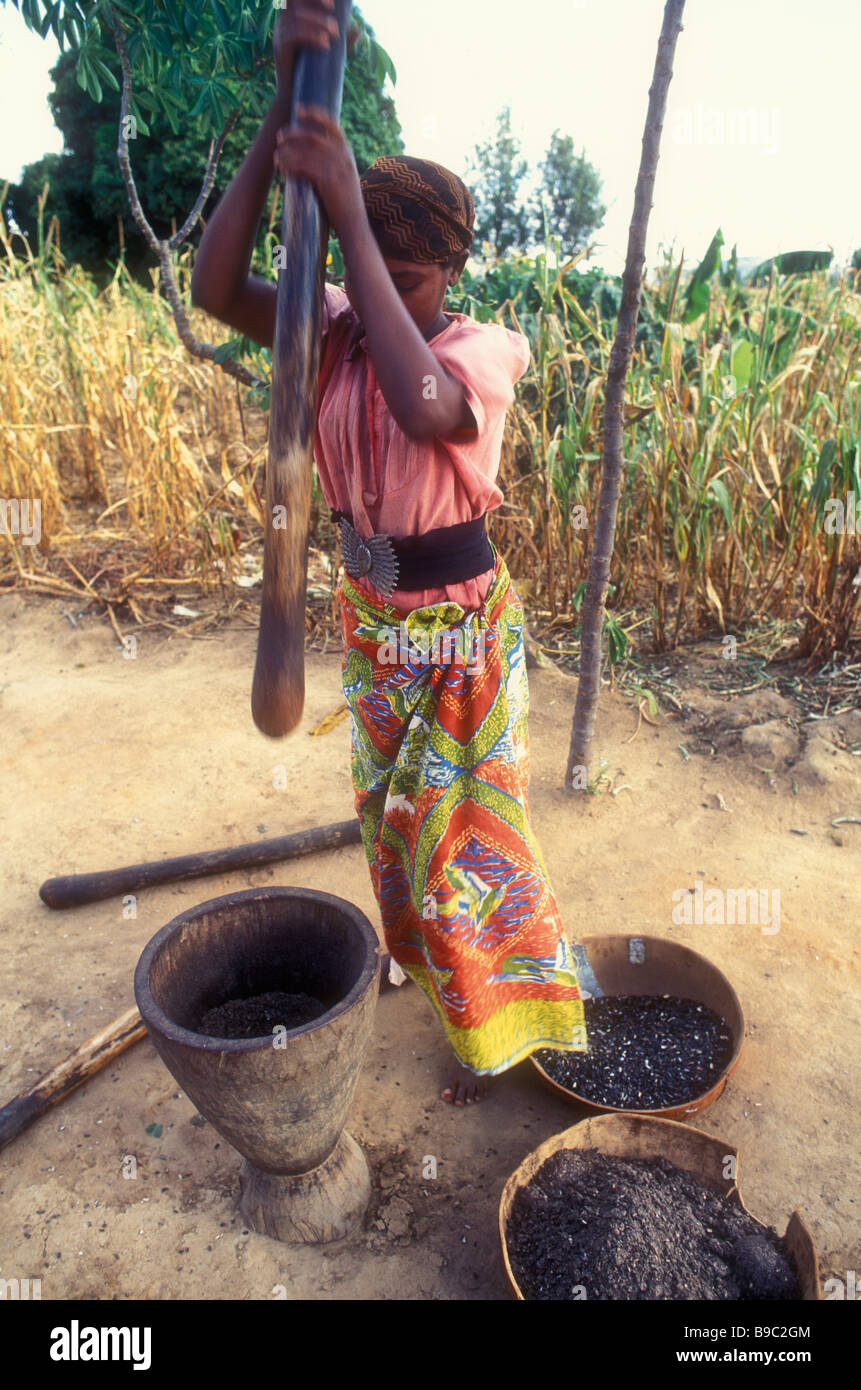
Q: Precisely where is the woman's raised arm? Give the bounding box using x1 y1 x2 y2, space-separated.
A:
190 2 347 348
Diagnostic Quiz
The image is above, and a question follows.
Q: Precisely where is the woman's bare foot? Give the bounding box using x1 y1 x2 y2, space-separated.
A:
441 1059 492 1106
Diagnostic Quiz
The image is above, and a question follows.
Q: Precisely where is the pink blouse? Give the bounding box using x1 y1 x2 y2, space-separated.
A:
313 283 530 612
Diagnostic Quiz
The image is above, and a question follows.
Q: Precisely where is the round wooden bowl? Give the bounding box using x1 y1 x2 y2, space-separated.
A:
531 934 745 1120
499 1113 821 1300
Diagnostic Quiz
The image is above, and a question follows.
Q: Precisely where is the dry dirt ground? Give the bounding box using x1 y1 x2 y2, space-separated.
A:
1 591 858 1301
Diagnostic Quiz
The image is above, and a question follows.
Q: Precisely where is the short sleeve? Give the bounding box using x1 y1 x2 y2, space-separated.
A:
431 323 531 439
317 282 357 407
322 281 352 339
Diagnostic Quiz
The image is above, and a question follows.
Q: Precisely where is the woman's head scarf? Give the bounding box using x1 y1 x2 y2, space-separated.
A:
359 155 474 265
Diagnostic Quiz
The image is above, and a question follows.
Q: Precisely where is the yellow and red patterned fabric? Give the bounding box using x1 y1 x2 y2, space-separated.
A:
337 554 587 1075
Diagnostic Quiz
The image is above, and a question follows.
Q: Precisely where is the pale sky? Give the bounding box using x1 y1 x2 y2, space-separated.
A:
0 0 858 274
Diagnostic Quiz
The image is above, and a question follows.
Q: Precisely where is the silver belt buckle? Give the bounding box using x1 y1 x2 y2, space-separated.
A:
338 516 399 598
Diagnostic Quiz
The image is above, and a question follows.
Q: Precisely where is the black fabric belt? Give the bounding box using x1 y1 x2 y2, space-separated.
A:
330 510 494 590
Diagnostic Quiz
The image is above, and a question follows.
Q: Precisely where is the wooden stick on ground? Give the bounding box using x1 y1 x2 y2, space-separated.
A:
39 818 363 909
0 1007 146 1154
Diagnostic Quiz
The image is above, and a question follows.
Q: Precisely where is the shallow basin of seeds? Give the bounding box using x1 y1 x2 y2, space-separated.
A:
536 994 733 1109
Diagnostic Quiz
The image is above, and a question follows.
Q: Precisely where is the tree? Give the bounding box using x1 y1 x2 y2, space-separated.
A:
340 27 402 173
532 130 605 255
5 6 402 285
466 106 531 259
566 0 687 792
7 49 255 281
3 0 397 387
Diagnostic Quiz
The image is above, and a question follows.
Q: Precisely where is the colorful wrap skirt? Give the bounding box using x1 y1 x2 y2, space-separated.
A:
337 551 587 1076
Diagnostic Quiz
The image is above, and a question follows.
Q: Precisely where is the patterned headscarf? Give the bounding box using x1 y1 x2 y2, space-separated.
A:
359 155 474 265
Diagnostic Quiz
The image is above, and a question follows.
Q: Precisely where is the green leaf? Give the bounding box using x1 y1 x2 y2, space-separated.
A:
257 4 275 44
37 1 58 40
730 338 754 389
720 243 739 288
126 30 144 66
683 229 724 323
213 339 241 365
147 23 175 58
131 88 159 115
808 390 838 425
708 477 733 527
188 82 212 120
77 51 103 102
162 60 183 99
208 85 224 129
606 616 628 665
631 682 658 717
748 250 833 284
212 77 237 104
127 97 151 137
90 56 120 92
63 8 84 48
810 439 837 514
559 436 579 469
368 35 396 88
161 103 181 137
162 0 183 31
769 307 803 374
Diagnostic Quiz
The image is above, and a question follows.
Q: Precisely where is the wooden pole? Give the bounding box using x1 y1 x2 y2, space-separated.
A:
566 0 687 790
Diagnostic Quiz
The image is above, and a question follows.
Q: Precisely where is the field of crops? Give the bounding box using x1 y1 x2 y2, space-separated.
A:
2 189 859 664
456 237 861 664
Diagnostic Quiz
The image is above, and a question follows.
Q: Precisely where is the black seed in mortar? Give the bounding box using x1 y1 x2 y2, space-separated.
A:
198 990 326 1039
506 1149 800 1301
536 995 733 1109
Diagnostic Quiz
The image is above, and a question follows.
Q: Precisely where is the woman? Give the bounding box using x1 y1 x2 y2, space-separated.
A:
191 0 587 1106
